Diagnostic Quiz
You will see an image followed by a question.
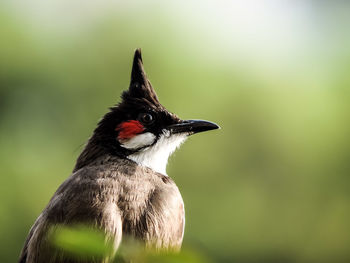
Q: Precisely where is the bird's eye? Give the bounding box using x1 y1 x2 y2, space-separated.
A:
138 113 155 125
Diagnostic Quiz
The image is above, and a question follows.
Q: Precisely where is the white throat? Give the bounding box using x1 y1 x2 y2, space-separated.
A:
127 131 187 175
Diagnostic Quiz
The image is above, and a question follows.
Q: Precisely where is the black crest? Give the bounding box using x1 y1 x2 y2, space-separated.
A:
123 49 160 106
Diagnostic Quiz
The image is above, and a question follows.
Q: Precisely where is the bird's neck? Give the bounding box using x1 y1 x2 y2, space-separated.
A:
74 133 187 175
74 135 119 172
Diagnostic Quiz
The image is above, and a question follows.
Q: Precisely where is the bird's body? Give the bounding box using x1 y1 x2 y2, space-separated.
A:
20 155 184 263
19 49 218 263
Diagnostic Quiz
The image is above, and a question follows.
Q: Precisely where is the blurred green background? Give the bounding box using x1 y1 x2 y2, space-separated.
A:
1 1 350 262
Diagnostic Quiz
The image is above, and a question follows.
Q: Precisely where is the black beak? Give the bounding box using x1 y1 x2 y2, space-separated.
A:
167 119 220 135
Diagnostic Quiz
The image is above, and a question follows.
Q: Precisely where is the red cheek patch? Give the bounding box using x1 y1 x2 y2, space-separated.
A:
116 120 145 140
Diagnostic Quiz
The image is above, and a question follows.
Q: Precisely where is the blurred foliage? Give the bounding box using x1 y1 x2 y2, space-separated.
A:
1 1 350 263
51 225 211 262
51 225 115 260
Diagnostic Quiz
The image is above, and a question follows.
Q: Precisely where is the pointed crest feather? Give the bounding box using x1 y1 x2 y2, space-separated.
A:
126 48 160 105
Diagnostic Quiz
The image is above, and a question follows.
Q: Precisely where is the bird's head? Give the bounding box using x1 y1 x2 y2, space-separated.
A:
75 49 219 175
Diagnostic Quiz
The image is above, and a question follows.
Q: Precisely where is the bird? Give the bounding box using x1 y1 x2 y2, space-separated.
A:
18 49 219 263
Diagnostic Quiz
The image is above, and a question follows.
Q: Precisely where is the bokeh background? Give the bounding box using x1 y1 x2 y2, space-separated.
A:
1 1 350 262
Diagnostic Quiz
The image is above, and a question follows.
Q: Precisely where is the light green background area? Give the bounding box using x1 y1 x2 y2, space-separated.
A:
1 1 350 262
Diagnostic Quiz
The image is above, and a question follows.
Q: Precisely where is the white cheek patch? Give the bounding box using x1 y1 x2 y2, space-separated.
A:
128 131 188 175
119 132 156 150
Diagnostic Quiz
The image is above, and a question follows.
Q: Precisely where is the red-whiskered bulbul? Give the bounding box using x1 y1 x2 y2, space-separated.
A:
19 49 219 263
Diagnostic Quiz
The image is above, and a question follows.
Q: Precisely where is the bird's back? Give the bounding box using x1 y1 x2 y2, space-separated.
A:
19 155 185 263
